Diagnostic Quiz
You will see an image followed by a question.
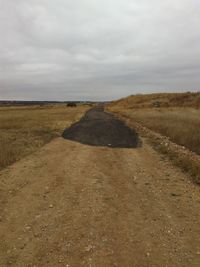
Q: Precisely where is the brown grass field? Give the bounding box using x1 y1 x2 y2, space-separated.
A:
107 92 200 182
108 106 200 155
0 104 89 170
108 92 200 155
112 92 200 108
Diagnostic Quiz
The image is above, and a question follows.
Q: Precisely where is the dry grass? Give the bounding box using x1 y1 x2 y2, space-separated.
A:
111 92 200 108
108 92 200 183
109 107 200 155
0 105 89 169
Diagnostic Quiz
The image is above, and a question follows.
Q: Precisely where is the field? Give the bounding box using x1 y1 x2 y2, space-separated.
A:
108 92 200 155
0 104 89 170
1 95 200 266
112 92 200 108
108 106 200 155
107 92 200 182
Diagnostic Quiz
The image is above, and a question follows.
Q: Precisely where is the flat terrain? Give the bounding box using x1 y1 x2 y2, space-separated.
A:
0 105 89 169
1 107 200 266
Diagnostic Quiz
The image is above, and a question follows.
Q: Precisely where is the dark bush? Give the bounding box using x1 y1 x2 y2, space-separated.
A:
67 102 77 107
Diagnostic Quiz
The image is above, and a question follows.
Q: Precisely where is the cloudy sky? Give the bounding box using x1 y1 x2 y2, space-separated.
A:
0 0 200 100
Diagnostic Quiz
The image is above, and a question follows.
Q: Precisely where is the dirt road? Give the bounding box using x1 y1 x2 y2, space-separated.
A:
62 106 139 148
1 108 200 266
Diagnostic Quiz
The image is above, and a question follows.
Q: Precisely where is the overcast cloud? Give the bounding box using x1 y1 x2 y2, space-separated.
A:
0 0 200 100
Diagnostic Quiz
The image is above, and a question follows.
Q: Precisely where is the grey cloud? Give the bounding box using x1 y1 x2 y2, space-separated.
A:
0 0 200 100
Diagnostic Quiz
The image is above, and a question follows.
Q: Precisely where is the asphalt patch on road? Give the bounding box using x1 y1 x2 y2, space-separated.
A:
62 106 139 148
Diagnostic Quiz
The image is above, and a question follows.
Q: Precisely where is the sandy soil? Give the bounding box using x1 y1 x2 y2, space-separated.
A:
1 110 200 266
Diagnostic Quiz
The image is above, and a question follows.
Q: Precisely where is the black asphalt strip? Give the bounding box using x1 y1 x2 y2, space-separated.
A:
62 106 139 148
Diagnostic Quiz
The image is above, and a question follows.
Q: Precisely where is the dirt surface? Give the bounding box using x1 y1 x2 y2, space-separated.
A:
62 106 139 148
108 109 200 184
1 110 200 266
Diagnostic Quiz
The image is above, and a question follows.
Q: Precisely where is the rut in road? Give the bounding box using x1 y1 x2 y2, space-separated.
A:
62 106 139 148
1 110 200 266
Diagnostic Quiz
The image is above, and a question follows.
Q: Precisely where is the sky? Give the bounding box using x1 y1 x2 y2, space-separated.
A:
0 0 200 101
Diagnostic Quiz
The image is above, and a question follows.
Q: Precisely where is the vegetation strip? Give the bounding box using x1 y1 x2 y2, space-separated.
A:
109 111 200 184
0 105 89 170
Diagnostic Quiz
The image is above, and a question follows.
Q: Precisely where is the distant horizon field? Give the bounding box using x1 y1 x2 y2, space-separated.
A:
1 91 199 104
